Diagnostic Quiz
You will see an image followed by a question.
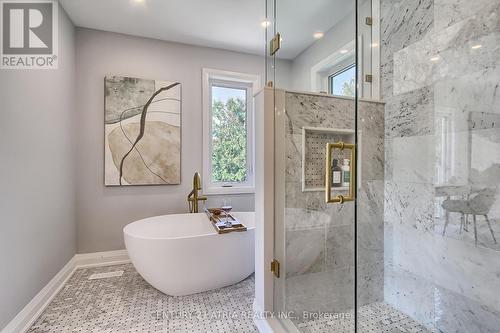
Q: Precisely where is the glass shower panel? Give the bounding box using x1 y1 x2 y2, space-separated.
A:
265 0 276 89
359 0 500 332
358 0 373 100
274 93 357 331
269 0 358 331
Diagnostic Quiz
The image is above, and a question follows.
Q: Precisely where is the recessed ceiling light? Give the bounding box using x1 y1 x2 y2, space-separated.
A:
261 20 271 28
313 31 324 39
340 49 348 54
430 55 440 62
471 44 482 49
131 0 145 4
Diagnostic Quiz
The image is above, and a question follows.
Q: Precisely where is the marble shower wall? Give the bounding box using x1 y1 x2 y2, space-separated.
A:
381 0 500 331
283 92 385 318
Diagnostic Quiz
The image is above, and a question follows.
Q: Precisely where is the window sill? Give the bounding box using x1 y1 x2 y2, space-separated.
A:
204 186 255 196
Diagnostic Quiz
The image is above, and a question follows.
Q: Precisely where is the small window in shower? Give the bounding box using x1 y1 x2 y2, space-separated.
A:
328 64 356 97
202 68 259 195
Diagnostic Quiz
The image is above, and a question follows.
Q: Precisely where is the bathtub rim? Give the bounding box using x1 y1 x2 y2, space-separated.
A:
123 211 255 241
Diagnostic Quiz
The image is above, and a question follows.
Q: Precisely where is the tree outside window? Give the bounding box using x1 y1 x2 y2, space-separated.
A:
211 86 248 183
329 65 355 97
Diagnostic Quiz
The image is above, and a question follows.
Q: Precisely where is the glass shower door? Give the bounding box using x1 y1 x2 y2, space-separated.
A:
272 92 358 332
266 0 358 331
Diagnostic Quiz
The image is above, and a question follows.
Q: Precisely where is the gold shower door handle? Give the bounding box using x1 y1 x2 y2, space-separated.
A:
325 142 356 204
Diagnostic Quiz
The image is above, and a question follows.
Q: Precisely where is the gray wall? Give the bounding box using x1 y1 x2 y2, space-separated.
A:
75 29 288 253
0 7 76 330
289 12 354 92
287 1 372 97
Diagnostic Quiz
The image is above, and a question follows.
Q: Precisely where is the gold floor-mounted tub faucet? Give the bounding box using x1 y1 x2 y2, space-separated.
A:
187 172 207 213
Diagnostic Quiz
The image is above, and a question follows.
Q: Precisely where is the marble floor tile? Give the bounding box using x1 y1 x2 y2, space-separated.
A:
28 263 257 333
295 302 434 333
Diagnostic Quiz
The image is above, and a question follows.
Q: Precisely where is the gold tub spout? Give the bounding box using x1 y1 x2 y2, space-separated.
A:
187 172 207 213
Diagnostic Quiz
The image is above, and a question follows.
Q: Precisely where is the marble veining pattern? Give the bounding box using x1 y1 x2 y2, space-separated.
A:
381 0 434 57
381 0 434 98
28 264 257 333
382 0 500 331
282 92 385 320
384 86 434 138
434 0 493 31
392 0 500 96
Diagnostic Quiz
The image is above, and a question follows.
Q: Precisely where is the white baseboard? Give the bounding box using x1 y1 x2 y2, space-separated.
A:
253 299 290 333
1 257 77 333
1 250 130 333
74 249 130 268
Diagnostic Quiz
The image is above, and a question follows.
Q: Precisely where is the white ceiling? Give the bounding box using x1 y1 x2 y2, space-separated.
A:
60 0 353 60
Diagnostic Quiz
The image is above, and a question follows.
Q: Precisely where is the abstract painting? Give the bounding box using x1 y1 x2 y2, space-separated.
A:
104 76 181 186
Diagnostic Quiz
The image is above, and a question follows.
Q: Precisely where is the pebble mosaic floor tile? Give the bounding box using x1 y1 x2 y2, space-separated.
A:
296 302 433 333
28 263 258 333
28 263 433 333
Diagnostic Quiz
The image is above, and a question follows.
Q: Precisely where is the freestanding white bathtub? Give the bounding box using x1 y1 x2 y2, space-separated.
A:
124 212 255 296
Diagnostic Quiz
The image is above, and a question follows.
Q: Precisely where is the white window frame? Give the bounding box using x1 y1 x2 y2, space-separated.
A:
202 68 260 195
327 62 356 96
310 40 356 94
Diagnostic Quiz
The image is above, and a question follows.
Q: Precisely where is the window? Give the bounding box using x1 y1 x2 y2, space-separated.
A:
328 64 356 97
310 40 355 94
211 84 249 184
202 69 260 194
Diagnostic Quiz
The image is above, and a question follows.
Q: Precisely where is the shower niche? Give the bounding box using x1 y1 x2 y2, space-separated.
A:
301 126 355 192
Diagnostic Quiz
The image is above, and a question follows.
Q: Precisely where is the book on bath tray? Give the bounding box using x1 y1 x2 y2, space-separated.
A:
204 208 247 234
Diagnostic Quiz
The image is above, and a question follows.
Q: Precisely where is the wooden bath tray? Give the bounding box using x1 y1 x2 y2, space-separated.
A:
205 208 247 234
